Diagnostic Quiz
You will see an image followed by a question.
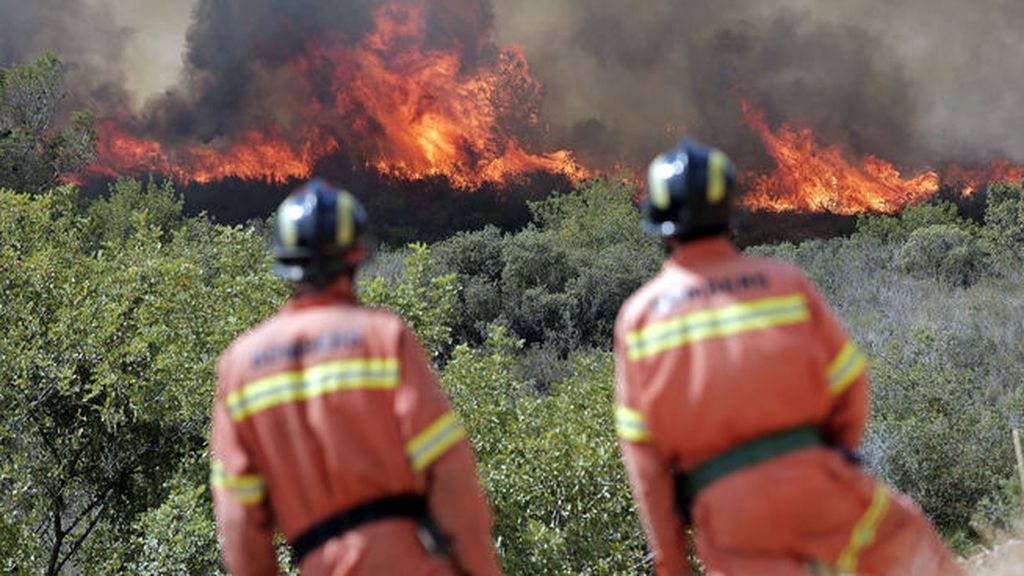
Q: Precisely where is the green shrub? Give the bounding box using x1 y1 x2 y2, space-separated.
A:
897 224 991 287
444 329 646 574
855 200 967 244
984 182 1024 280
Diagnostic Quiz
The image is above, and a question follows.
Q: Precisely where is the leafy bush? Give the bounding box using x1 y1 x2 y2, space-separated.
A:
0 53 95 193
984 182 1024 280
360 242 459 359
0 183 286 573
898 224 991 287
427 178 660 353
444 329 646 574
855 200 967 244
758 195 1024 541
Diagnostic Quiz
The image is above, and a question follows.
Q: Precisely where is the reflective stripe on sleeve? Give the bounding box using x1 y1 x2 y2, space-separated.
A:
836 481 890 572
406 412 466 471
626 293 811 360
615 405 652 442
210 459 267 506
226 357 400 422
827 341 868 396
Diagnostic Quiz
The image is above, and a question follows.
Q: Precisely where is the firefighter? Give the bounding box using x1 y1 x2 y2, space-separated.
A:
614 140 962 575
210 179 501 575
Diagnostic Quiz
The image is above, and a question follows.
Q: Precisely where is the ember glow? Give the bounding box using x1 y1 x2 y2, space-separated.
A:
81 2 587 188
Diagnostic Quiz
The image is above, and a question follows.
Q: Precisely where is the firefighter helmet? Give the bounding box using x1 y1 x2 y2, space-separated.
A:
272 179 369 287
642 139 736 239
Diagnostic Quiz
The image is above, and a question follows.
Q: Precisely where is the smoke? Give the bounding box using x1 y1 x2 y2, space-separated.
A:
137 0 509 148
490 0 1024 168
0 0 134 110
4 0 1024 171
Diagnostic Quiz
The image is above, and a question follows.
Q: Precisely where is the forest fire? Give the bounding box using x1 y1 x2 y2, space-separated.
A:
740 100 1024 214
76 1 1024 217
739 100 938 214
942 161 1024 197
89 120 336 184
80 2 587 189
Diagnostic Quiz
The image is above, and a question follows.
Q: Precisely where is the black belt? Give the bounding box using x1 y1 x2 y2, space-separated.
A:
291 493 427 563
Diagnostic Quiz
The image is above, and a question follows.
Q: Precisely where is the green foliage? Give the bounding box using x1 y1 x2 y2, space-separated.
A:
429 177 661 352
984 182 1024 279
758 196 1024 538
2 172 1021 571
96 455 221 576
84 178 185 247
855 200 967 244
869 321 1024 534
528 177 654 253
444 329 646 574
0 182 285 574
359 242 459 359
0 53 95 193
897 224 991 287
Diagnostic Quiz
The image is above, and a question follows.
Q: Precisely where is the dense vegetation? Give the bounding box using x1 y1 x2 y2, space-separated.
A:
2 54 1023 574
2 175 1023 573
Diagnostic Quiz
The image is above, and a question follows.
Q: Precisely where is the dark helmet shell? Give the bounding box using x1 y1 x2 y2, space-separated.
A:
642 139 736 239
272 179 369 286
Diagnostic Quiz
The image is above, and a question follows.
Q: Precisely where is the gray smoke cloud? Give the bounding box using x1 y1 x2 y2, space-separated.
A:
490 0 1024 169
4 0 1024 171
0 0 135 110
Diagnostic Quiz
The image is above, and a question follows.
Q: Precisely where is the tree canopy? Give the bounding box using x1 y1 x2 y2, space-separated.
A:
0 53 95 193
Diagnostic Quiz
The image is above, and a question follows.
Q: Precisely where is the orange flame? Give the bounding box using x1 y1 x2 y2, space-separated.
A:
80 2 587 188
89 120 334 184
739 100 1024 213
942 160 1024 197
739 101 939 214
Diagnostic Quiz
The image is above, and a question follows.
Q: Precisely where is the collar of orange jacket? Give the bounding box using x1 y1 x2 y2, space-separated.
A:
667 236 738 267
285 277 356 310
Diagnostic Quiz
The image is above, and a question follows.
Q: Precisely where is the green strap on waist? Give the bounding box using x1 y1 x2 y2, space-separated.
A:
685 425 823 498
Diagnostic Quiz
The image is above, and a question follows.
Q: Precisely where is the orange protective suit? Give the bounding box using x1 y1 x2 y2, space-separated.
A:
614 237 961 576
211 281 501 576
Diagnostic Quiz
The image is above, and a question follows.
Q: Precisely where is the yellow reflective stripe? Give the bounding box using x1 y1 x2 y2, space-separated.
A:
626 294 810 360
278 197 300 248
707 149 727 204
337 191 354 246
827 341 868 396
210 460 267 505
615 405 652 442
406 412 466 471
836 481 890 572
227 358 400 422
647 154 673 210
